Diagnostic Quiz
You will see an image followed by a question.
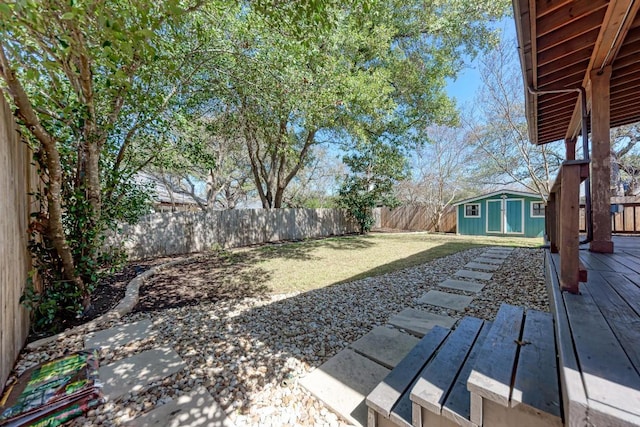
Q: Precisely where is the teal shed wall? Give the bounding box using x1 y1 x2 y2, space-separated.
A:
456 193 545 238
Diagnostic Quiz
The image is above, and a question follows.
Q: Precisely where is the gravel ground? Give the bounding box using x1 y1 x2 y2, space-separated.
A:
5 246 547 426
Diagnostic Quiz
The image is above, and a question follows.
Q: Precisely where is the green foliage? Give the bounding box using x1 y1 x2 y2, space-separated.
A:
1 0 510 329
1 0 196 329
338 140 408 233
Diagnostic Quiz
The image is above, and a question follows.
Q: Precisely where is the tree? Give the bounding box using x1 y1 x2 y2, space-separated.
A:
611 123 640 196
0 1 238 327
396 125 474 231
465 38 563 201
145 113 253 210
221 0 510 208
338 138 409 233
224 7 395 208
0 0 509 328
283 147 345 208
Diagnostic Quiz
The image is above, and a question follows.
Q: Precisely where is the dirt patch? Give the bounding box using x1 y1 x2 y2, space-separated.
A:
133 252 271 313
27 256 180 343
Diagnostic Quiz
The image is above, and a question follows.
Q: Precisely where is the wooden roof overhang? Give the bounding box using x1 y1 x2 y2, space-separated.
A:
513 0 640 145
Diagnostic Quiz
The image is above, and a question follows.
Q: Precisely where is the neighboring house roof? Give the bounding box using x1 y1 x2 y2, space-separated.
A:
453 189 543 206
135 172 199 205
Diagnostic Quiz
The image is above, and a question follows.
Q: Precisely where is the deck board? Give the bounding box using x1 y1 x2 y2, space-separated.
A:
547 253 588 426
549 238 640 425
589 272 640 371
608 252 640 275
581 251 638 275
411 317 483 414
601 271 640 316
578 251 615 272
441 321 492 426
467 304 524 408
564 287 640 416
367 326 449 418
511 310 561 421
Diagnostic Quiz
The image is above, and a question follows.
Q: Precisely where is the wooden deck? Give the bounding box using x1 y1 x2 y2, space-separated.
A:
546 236 640 426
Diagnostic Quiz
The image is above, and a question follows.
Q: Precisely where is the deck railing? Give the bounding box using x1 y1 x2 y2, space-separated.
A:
546 160 590 293
579 201 640 234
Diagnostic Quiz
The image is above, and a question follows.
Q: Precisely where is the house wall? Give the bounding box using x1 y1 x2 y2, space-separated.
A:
457 194 545 238
0 92 33 392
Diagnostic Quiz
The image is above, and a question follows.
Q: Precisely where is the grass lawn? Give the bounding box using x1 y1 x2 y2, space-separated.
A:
232 232 543 294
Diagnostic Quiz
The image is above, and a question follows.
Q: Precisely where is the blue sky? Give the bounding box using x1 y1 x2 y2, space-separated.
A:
445 17 517 106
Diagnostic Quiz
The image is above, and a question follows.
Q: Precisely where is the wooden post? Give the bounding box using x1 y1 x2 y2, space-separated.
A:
589 66 614 253
547 192 558 253
565 138 576 161
560 164 581 293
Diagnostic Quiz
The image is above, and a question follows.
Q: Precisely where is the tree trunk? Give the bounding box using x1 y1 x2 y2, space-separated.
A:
46 149 91 309
0 46 89 308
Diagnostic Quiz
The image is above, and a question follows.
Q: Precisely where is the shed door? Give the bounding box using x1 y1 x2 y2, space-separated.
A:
487 200 503 233
505 199 524 234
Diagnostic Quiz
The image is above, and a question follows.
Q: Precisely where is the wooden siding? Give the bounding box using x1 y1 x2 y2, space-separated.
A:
457 194 545 238
0 92 33 391
374 205 456 233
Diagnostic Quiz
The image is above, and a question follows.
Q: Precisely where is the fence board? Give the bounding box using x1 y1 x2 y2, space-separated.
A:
108 208 359 260
373 205 456 233
1 91 34 392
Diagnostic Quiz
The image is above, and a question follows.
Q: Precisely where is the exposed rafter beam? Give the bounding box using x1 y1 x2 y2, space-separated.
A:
565 0 640 141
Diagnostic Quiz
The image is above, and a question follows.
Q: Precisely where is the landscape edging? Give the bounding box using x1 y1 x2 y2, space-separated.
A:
25 256 202 350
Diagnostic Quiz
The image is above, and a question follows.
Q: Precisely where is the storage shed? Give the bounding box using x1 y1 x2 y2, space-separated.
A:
454 190 545 238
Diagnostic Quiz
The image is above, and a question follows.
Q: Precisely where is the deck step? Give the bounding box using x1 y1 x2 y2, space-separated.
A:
467 304 562 426
366 326 450 427
411 317 491 427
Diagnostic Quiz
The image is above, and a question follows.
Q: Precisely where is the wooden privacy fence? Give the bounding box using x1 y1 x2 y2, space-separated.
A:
0 91 36 391
109 208 359 260
579 200 640 234
373 205 456 233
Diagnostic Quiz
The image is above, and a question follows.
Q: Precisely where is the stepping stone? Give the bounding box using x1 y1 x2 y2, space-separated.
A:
417 290 474 311
100 347 186 400
300 349 390 427
455 269 493 281
126 387 233 427
475 257 503 265
85 320 154 349
388 308 456 337
465 262 500 272
488 247 513 252
350 327 419 369
482 252 510 259
439 279 485 293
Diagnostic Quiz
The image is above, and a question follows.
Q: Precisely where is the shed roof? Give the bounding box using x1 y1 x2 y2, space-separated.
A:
513 0 640 145
453 189 543 206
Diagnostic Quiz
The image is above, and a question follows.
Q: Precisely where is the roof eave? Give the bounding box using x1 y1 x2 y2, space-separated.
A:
513 0 540 145
453 189 543 206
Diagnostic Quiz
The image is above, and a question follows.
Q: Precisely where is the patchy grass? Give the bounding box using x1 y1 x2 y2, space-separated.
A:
232 232 543 294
